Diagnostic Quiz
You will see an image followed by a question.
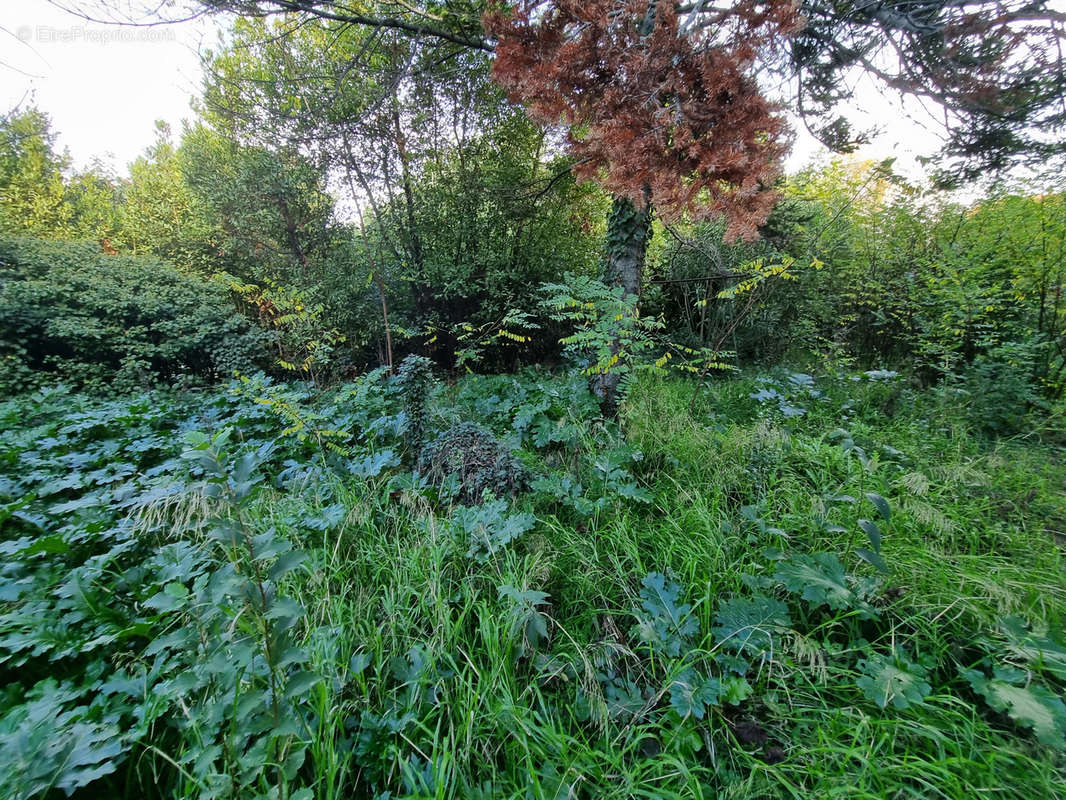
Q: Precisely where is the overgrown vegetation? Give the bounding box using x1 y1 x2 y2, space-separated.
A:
3 0 1066 795
1 367 1063 798
0 236 268 393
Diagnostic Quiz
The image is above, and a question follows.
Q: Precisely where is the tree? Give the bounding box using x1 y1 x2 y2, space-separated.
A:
0 107 70 236
178 123 338 286
116 122 222 272
69 0 1066 203
485 0 800 403
0 106 122 244
788 0 1066 183
481 0 1065 404
196 12 606 367
82 0 1066 401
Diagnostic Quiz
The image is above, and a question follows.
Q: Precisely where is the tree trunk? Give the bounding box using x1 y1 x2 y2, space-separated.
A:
593 193 651 413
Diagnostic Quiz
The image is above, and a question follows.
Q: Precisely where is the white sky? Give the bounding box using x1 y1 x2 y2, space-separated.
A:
1 0 215 174
0 0 948 179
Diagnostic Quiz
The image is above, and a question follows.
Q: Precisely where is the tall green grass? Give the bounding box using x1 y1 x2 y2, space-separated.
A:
2 368 1063 798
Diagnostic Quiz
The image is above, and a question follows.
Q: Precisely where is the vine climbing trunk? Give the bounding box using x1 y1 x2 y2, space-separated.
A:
594 192 651 413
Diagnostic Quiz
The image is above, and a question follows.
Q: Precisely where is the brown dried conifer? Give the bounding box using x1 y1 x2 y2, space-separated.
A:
485 0 803 240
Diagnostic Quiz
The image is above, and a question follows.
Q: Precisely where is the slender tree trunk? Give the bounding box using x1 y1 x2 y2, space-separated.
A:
594 193 651 412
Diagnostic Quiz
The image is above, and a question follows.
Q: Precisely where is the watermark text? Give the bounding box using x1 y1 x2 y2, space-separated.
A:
16 25 177 46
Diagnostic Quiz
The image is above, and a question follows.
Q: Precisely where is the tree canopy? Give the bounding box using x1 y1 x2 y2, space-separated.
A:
103 0 1066 193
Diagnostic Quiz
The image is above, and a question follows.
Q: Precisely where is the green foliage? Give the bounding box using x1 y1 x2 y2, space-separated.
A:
963 340 1047 435
178 124 339 289
856 649 932 710
226 274 346 384
541 272 664 387
418 422 528 504
496 584 551 657
1 367 1065 799
116 122 222 273
424 308 541 372
668 670 723 719
632 572 699 658
772 552 856 612
0 679 126 799
712 596 791 658
170 429 321 795
200 18 607 370
0 107 121 243
0 236 268 392
962 666 1066 748
649 159 1066 422
996 615 1066 682
440 497 535 562
395 354 435 455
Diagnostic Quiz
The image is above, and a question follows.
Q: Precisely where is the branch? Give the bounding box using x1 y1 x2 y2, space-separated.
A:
209 1 493 51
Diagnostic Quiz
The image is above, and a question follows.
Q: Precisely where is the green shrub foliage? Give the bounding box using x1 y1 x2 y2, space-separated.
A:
0 236 267 392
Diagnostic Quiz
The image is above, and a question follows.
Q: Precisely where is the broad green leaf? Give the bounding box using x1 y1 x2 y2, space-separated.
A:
268 549 308 581
633 572 698 657
857 650 931 709
285 670 322 700
349 652 371 675
712 595 791 656
858 519 882 553
721 676 754 705
864 492 891 523
963 667 1066 748
855 547 888 574
19 534 70 556
773 553 853 611
603 677 647 720
669 670 720 719
998 615 1066 681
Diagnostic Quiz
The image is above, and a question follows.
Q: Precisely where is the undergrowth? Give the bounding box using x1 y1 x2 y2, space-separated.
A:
1 366 1064 798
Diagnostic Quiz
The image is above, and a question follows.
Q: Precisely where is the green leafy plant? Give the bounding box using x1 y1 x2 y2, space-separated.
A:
541 273 666 402
395 354 435 456
418 422 528 504
856 649 932 710
0 236 267 393
226 275 346 385
962 665 1066 748
773 552 854 612
996 615 1066 681
712 596 791 659
632 572 699 658
441 499 535 562
497 585 552 658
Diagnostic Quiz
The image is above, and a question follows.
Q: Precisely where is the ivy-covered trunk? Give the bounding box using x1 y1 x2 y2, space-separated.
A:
594 194 652 412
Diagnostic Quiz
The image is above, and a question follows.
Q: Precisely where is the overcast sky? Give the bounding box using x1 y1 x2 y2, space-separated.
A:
1 0 949 180
1 0 214 173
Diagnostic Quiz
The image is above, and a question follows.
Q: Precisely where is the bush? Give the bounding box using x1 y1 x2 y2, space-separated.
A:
418 421 528 503
963 341 1046 435
0 236 268 392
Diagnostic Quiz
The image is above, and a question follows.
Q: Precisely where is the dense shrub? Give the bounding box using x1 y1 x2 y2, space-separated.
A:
645 196 818 363
648 161 1066 410
0 236 268 392
418 421 529 503
962 340 1047 435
